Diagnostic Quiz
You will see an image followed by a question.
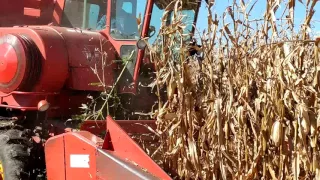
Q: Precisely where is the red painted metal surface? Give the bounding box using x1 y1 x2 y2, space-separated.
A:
103 116 170 179
0 27 69 112
0 91 59 111
44 116 170 179
0 0 116 118
64 132 98 180
52 0 66 25
0 0 54 27
0 25 117 117
45 118 157 142
0 34 29 93
80 119 157 135
0 43 18 83
45 133 66 180
0 27 69 91
46 27 117 91
45 129 168 180
132 0 154 90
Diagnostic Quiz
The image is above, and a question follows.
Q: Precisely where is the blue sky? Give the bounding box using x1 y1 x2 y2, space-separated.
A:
195 0 320 36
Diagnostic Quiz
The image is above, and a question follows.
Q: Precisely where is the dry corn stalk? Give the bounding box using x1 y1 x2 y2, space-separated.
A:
148 0 320 179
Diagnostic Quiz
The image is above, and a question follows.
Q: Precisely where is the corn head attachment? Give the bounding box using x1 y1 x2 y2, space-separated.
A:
45 116 171 180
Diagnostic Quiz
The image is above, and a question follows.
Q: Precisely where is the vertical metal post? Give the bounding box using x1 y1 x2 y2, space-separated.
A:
82 0 88 29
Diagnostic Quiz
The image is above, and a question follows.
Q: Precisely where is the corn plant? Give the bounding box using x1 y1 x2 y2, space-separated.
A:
149 0 320 179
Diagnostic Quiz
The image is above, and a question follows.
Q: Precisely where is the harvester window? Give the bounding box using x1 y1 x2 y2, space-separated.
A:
148 1 196 45
61 0 107 30
110 0 147 40
122 2 133 14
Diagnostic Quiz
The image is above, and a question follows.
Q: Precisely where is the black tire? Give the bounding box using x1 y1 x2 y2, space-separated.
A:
0 129 32 180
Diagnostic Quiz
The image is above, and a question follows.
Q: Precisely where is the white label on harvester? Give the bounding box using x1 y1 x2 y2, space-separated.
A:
70 154 90 168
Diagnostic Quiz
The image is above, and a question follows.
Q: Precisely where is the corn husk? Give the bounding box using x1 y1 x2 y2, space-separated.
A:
271 120 283 147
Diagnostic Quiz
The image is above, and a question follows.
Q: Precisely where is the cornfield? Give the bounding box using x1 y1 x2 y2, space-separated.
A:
146 0 320 179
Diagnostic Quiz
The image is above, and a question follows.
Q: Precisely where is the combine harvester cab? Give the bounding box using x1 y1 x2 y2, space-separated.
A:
0 0 204 179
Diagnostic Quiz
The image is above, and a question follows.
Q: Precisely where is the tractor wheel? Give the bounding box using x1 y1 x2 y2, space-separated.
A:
0 129 32 180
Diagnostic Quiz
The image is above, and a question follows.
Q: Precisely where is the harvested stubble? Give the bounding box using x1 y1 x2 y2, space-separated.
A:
146 0 320 179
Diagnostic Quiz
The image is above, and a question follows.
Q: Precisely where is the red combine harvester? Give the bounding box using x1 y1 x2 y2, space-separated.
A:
0 0 204 179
